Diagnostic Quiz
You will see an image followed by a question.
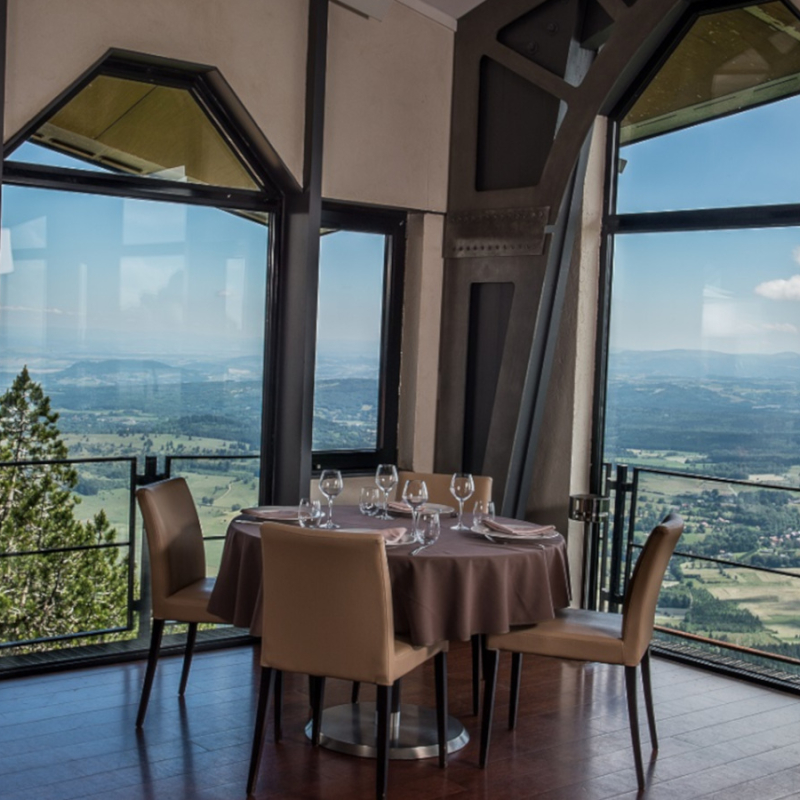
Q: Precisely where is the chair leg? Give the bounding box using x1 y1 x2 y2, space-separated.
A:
310 676 326 747
479 648 499 768
435 650 448 768
351 681 361 703
471 633 482 715
136 618 165 728
640 648 658 752
376 684 391 800
625 665 646 791
391 678 401 715
247 667 275 796
509 652 523 730
178 622 198 697
273 670 283 742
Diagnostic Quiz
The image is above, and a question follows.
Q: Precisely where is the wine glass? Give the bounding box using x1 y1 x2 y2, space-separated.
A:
318 469 344 529
402 479 429 541
359 486 381 516
298 498 321 528
375 464 398 520
450 472 475 530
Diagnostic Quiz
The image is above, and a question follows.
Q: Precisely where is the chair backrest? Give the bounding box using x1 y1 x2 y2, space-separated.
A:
136 477 206 618
259 523 396 685
396 471 493 509
621 512 684 665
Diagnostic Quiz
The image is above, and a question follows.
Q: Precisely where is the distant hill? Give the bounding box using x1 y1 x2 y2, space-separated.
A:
51 359 200 386
610 350 800 380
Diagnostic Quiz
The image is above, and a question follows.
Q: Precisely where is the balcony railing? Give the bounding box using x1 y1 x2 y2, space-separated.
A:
0 453 259 671
603 464 800 684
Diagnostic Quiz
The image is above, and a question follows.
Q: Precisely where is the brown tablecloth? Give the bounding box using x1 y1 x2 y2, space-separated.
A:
207 506 571 647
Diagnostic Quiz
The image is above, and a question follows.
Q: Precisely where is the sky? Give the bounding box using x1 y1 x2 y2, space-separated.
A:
0 143 385 369
611 93 800 355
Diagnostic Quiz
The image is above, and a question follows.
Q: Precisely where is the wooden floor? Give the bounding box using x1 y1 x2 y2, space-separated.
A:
2 640 800 799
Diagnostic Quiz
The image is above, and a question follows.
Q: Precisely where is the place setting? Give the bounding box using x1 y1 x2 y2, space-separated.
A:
469 500 559 544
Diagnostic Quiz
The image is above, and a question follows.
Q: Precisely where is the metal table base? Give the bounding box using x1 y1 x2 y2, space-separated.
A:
304 702 469 760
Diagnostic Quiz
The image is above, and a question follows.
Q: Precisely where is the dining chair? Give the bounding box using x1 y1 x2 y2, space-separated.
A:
395 470 493 714
479 512 684 790
248 523 449 800
135 476 226 728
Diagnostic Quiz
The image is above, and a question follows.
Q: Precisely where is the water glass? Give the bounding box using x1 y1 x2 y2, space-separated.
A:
298 498 321 528
473 500 495 529
421 512 441 547
359 486 381 516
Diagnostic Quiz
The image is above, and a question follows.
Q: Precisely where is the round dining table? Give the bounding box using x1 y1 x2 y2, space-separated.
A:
207 505 571 760
208 505 571 645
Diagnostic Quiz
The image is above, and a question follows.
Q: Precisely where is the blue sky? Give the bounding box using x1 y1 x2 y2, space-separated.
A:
0 144 385 367
611 93 800 354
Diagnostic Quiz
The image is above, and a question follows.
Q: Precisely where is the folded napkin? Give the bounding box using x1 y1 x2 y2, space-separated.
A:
387 501 413 514
242 507 297 521
381 527 411 544
484 518 556 537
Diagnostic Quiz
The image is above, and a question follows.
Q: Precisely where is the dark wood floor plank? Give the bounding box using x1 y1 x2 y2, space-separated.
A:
2 641 800 799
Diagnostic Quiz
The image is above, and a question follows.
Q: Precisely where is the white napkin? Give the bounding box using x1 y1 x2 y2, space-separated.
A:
387 501 413 514
381 527 410 544
484 518 555 536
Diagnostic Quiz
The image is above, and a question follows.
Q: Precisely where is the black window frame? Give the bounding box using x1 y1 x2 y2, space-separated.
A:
592 0 800 493
311 202 405 473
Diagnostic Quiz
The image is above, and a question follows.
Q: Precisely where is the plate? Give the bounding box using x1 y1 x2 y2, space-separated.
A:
384 534 416 547
387 502 455 517
241 506 300 522
471 522 559 541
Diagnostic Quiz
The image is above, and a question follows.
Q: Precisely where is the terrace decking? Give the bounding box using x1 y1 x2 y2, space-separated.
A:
2 639 800 799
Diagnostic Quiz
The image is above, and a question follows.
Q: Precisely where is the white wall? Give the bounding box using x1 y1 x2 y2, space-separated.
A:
324 1 453 211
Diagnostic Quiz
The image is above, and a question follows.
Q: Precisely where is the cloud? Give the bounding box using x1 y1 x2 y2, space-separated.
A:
755 274 800 300
763 322 798 334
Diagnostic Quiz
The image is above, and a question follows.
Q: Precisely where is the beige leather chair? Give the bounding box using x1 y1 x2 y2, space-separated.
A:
396 470 492 715
135 477 224 728
480 512 684 790
247 523 449 800
395 470 493 508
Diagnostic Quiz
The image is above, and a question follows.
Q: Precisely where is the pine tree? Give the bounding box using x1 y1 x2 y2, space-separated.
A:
0 367 128 648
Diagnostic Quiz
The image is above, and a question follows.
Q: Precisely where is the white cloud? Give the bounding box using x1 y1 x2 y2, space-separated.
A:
763 322 798 334
754 274 800 300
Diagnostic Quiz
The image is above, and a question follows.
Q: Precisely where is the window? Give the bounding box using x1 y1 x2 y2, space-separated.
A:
312 205 404 472
0 52 278 657
599 2 800 680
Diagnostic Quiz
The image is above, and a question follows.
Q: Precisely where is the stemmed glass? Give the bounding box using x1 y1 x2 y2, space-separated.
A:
450 472 475 531
402 479 429 542
318 469 344 529
375 464 398 520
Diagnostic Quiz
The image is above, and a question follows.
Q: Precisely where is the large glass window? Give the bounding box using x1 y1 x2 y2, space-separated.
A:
312 206 404 471
600 1 800 682
0 55 275 660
